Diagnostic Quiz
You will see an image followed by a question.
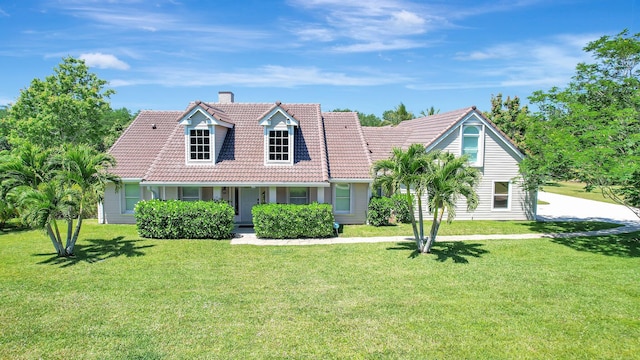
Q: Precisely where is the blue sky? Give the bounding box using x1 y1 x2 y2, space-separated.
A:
0 0 638 116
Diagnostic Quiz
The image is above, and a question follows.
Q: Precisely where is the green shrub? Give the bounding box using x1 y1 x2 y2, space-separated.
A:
252 203 335 239
391 193 413 223
367 196 394 226
135 199 234 239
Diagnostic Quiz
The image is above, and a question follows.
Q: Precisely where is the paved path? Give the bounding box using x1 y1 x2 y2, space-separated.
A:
231 192 640 246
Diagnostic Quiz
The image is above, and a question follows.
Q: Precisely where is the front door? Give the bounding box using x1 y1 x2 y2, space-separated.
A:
240 187 260 224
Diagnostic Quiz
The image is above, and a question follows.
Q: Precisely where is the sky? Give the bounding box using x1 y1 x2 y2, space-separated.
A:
0 0 638 117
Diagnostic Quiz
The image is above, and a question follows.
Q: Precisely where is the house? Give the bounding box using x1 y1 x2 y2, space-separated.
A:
99 91 536 225
363 107 536 220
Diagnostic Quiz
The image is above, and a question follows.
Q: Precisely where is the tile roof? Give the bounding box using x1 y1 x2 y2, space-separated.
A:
109 102 517 185
322 111 372 179
108 110 182 179
113 102 332 184
362 107 473 162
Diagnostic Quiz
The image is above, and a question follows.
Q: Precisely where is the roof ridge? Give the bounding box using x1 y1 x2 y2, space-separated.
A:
406 107 474 149
316 104 330 182
353 112 373 170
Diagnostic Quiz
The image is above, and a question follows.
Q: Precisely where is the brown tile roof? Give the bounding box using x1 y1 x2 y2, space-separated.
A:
182 101 234 126
108 110 182 179
362 107 474 162
109 103 520 185
322 111 372 179
141 102 329 184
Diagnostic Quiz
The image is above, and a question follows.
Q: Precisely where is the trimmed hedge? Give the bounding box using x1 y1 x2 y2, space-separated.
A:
367 196 395 226
252 203 335 239
367 193 414 226
134 199 234 239
391 193 413 224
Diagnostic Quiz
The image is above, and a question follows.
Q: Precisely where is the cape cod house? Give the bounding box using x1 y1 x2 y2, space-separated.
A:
98 91 536 225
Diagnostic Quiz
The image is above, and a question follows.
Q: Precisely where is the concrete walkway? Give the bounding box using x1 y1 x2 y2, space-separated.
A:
231 192 640 246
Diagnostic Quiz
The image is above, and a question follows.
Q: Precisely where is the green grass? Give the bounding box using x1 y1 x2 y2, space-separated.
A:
542 181 620 204
341 220 621 238
1 221 639 359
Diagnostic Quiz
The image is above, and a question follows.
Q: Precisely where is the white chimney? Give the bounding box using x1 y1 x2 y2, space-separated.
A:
218 91 234 104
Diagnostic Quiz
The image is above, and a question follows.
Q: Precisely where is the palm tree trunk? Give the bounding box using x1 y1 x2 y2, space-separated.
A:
67 214 83 256
66 202 84 256
46 223 64 256
426 206 445 253
66 218 73 249
406 187 420 243
417 191 425 252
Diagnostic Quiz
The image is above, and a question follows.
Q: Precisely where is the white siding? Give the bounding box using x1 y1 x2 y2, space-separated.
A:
100 182 136 224
413 125 535 221
333 183 369 225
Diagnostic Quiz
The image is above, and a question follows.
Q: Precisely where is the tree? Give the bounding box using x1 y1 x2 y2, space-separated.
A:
332 108 383 127
56 144 120 254
372 144 429 249
485 94 530 150
6 57 115 150
372 146 480 254
0 143 120 256
383 102 414 125
422 151 480 253
522 30 640 217
100 107 136 151
0 105 10 151
18 180 79 256
419 106 440 117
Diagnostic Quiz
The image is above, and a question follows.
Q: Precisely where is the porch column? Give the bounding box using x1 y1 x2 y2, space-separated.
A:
269 187 277 203
317 187 325 203
213 187 222 200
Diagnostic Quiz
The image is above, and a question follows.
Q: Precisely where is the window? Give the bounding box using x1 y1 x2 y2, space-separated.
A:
289 188 308 205
268 130 289 161
462 125 481 164
123 183 140 213
493 182 510 210
189 129 210 160
334 184 351 213
181 187 200 201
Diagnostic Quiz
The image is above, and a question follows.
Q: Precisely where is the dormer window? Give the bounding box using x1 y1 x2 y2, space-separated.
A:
268 130 289 161
178 101 234 165
190 129 211 160
259 104 299 166
461 120 484 167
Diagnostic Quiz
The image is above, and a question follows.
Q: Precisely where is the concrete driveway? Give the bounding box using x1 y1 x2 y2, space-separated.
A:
537 191 640 226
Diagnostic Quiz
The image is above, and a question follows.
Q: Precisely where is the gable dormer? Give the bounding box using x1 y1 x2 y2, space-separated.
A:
178 101 234 165
259 103 299 166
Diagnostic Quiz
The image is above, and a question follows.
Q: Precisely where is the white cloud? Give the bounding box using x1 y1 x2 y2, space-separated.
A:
294 28 334 42
110 65 410 88
287 0 437 52
80 52 130 70
0 8 9 17
411 33 595 91
333 39 426 53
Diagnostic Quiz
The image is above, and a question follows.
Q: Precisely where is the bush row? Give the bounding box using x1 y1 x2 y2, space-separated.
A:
367 193 413 226
252 203 335 239
135 199 234 239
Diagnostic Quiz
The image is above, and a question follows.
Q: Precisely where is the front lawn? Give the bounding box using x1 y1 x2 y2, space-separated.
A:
341 219 620 238
542 181 620 204
1 222 638 359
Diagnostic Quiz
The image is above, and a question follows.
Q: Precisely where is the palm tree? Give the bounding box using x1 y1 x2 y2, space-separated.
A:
18 180 78 256
423 152 481 253
372 143 429 249
56 144 120 255
0 143 52 190
1 143 120 256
